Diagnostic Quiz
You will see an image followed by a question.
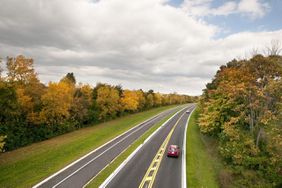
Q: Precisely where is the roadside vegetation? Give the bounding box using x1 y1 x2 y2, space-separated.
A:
198 54 282 187
186 108 220 188
0 105 178 187
0 55 196 152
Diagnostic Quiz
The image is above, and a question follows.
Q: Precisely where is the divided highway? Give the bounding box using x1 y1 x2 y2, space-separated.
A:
33 106 182 188
105 105 195 188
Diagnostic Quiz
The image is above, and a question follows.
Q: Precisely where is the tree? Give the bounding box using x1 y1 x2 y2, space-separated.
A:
153 92 162 107
265 40 282 56
39 81 74 125
5 55 44 123
145 93 154 108
6 55 38 85
0 57 3 79
199 54 282 186
121 90 139 112
0 135 6 152
70 84 92 125
96 85 120 120
136 89 146 110
60 72 76 85
0 81 19 123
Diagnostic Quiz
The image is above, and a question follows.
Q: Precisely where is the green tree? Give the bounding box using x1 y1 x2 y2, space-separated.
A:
60 72 76 85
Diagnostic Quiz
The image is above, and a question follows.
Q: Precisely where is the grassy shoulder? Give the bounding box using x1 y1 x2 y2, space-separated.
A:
0 105 178 188
86 108 178 187
186 108 222 188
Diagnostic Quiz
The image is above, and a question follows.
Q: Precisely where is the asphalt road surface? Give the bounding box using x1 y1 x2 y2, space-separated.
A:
33 106 182 188
106 105 195 188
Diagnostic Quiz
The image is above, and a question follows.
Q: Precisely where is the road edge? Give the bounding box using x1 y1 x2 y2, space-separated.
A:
182 105 196 188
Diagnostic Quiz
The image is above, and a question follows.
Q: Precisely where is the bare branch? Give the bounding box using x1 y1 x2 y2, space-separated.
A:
265 39 282 56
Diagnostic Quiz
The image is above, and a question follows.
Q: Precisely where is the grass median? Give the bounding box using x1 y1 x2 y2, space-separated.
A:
0 105 179 188
86 107 180 187
186 108 221 188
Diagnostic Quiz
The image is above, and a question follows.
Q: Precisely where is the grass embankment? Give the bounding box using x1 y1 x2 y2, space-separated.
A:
0 105 178 188
186 108 222 188
86 109 178 187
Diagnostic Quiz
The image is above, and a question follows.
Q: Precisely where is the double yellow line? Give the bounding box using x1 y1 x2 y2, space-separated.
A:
138 111 186 188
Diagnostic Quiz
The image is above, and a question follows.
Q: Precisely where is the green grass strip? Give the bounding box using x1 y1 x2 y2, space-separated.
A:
0 105 178 188
186 108 219 188
86 108 179 187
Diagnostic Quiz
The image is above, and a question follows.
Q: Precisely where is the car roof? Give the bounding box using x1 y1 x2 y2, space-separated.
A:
169 145 178 148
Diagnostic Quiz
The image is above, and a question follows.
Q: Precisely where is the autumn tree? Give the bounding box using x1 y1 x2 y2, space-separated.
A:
0 135 6 152
70 84 93 125
199 55 282 186
136 89 146 111
0 55 193 152
5 55 45 123
6 55 38 85
121 90 139 112
39 81 74 125
153 92 162 107
96 84 120 120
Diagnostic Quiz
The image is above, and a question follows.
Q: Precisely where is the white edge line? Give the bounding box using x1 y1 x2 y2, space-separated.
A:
32 107 177 188
182 105 196 188
82 141 135 188
99 106 188 188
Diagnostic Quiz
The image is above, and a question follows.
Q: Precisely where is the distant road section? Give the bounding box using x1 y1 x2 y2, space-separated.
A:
33 106 181 188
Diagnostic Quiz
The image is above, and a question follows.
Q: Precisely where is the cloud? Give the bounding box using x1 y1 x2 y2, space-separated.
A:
181 0 269 19
0 0 281 95
238 0 270 19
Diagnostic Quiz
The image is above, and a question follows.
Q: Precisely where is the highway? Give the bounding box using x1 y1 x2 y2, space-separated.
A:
105 105 194 188
33 106 181 188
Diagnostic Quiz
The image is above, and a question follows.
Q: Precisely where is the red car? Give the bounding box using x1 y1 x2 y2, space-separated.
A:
167 145 180 158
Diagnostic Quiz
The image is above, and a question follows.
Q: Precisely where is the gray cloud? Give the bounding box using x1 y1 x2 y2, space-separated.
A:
0 0 281 95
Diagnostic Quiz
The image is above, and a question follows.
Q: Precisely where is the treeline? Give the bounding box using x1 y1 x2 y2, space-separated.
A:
199 54 282 187
0 55 195 152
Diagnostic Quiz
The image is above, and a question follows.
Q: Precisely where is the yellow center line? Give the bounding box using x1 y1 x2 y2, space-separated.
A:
138 111 186 188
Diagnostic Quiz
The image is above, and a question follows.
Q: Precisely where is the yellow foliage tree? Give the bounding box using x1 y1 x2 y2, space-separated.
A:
153 92 162 107
0 135 6 152
40 81 74 125
146 93 154 108
6 55 38 85
121 90 139 112
96 85 120 120
16 87 33 115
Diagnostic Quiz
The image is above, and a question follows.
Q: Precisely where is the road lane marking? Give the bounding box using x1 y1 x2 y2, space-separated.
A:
138 111 186 188
182 105 196 188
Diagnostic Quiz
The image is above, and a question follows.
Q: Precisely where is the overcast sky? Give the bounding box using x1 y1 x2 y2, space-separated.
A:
1 0 282 95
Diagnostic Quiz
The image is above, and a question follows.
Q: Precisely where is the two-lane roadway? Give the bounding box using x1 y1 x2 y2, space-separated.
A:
105 105 195 188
